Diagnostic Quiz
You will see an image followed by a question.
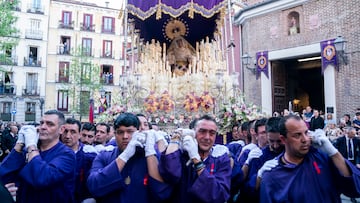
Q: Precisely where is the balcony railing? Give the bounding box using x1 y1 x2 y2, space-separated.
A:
80 23 95 32
81 48 94 57
0 113 11 121
101 74 114 85
22 86 40 96
100 50 115 59
0 84 16 95
24 57 41 67
101 25 115 34
56 45 71 55
58 20 74 29
25 29 43 40
55 73 69 83
25 112 36 121
26 4 44 14
0 55 18 66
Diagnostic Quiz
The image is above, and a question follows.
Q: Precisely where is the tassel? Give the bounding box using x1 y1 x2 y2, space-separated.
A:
188 0 194 19
156 0 162 20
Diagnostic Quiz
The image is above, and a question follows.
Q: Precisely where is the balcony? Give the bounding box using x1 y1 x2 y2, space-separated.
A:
55 73 69 83
22 86 40 96
80 23 95 32
0 84 16 95
0 113 11 121
25 29 43 40
25 112 36 121
26 4 44 14
101 73 114 85
24 57 41 67
56 45 71 55
101 25 115 34
11 2 21 11
58 20 74 30
81 48 94 57
100 50 115 59
0 55 18 66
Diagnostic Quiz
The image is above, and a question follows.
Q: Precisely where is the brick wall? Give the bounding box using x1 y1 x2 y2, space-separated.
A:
239 0 360 119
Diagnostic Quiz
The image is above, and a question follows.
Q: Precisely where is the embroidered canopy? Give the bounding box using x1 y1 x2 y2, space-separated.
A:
126 0 227 46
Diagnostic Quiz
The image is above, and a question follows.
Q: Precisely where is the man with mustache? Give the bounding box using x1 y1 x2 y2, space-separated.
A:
259 115 360 203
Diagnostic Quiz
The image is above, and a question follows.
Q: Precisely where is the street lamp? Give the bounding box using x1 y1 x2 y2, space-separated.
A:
242 53 256 74
333 36 348 65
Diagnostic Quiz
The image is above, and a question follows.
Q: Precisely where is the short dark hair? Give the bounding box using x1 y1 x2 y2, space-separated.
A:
81 122 95 132
189 118 198 129
278 115 302 137
44 110 65 125
114 112 140 130
194 115 217 129
266 117 281 133
65 118 81 132
356 112 360 116
96 122 110 133
254 118 267 134
241 121 249 132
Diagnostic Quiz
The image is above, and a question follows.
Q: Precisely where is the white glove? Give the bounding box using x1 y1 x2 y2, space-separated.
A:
132 131 146 147
310 129 338 156
257 159 278 178
155 130 169 146
174 128 196 139
16 133 25 145
144 130 156 157
20 125 38 149
182 135 201 161
245 147 263 165
118 139 143 162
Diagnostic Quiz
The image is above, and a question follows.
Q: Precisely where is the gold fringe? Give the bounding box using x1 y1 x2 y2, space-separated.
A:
156 0 162 20
188 0 194 19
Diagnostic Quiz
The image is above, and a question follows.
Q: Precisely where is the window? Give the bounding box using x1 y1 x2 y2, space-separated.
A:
26 19 42 40
32 0 41 9
25 46 40 66
59 36 70 55
58 62 69 82
82 38 92 56
103 40 112 58
1 102 12 121
81 63 92 82
61 11 73 29
57 90 68 111
83 14 93 31
101 65 113 84
25 102 36 121
102 17 114 33
30 19 40 30
25 73 38 95
288 11 300 35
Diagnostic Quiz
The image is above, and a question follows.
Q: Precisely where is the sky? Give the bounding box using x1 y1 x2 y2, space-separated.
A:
84 0 125 9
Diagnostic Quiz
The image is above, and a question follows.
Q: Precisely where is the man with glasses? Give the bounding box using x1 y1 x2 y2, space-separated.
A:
159 115 231 203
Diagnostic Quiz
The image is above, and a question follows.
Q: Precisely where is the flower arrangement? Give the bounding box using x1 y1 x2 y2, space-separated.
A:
157 91 175 113
144 91 159 113
217 96 265 134
199 91 214 112
183 92 200 112
96 104 127 124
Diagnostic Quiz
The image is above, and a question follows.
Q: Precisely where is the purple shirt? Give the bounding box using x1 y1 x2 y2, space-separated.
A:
0 142 76 203
260 147 360 203
159 149 231 203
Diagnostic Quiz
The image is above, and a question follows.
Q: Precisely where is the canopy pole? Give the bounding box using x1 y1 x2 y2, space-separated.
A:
227 0 236 73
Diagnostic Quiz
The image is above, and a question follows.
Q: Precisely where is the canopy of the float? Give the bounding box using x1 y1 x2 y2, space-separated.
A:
126 0 227 46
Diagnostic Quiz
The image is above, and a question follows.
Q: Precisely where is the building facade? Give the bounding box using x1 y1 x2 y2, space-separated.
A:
47 0 125 121
234 0 360 121
0 0 49 123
